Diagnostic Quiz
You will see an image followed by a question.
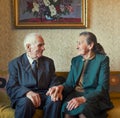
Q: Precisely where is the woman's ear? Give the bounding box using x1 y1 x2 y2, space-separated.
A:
88 42 94 50
26 44 31 52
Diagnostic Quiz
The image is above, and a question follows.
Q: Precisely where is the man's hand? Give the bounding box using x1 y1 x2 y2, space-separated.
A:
66 96 86 111
46 85 64 101
26 91 41 108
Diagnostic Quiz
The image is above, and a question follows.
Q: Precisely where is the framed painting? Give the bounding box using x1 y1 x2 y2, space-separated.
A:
13 0 88 28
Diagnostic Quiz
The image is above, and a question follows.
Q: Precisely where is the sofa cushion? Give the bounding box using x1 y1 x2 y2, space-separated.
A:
107 98 120 118
0 104 14 118
0 90 43 118
0 90 14 118
0 90 10 104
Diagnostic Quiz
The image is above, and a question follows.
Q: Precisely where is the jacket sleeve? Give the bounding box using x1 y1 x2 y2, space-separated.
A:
47 59 60 87
84 56 110 100
6 61 30 101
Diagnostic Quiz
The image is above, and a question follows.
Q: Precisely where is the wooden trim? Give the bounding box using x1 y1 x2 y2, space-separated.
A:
56 72 68 78
110 71 120 74
110 92 120 98
56 71 120 76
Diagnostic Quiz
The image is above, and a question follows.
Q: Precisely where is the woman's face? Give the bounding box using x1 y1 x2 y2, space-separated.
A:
77 35 93 56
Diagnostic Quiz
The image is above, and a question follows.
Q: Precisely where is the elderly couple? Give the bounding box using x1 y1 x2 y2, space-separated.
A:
6 32 113 118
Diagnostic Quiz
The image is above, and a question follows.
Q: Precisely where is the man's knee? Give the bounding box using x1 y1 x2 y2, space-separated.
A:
16 97 34 108
15 97 35 118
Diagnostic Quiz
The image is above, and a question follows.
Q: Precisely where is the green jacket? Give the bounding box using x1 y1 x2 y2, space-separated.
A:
62 54 113 117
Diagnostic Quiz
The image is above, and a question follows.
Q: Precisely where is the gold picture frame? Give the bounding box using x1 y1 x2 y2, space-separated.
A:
13 0 88 29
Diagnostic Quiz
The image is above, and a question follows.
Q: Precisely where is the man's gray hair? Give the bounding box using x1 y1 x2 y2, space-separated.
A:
24 33 41 50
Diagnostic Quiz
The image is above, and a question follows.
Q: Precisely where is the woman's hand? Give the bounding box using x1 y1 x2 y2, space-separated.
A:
26 91 41 108
66 96 86 111
46 85 64 101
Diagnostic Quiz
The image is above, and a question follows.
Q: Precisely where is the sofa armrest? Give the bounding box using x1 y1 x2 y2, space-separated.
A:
0 78 6 88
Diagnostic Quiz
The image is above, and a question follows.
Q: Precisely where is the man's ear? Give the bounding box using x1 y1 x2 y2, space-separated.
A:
26 44 31 52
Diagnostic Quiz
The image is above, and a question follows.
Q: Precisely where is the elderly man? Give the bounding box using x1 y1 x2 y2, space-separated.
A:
6 33 61 118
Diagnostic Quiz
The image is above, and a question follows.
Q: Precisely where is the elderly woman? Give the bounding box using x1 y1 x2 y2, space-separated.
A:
47 32 113 118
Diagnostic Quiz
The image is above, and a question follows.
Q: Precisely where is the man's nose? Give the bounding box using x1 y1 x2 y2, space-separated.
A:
42 46 45 50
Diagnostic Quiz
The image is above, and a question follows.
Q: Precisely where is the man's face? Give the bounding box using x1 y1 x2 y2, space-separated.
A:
28 36 45 59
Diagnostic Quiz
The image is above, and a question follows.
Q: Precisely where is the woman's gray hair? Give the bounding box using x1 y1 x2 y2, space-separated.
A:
79 31 106 55
23 33 42 50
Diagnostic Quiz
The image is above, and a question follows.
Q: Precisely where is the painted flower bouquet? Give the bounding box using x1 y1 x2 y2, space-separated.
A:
25 0 73 21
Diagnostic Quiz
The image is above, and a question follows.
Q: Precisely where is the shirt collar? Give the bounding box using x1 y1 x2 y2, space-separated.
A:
82 53 95 61
26 54 38 65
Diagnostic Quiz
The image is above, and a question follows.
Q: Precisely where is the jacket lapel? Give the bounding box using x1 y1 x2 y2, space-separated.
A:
75 57 84 83
22 54 35 79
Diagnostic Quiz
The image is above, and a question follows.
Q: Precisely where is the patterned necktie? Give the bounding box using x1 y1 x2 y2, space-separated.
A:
32 60 38 78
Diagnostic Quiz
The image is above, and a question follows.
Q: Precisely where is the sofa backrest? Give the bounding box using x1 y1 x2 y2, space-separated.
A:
0 71 120 98
56 71 120 98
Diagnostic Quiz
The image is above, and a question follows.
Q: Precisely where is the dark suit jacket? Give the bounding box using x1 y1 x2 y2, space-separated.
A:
6 53 56 107
62 54 113 116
